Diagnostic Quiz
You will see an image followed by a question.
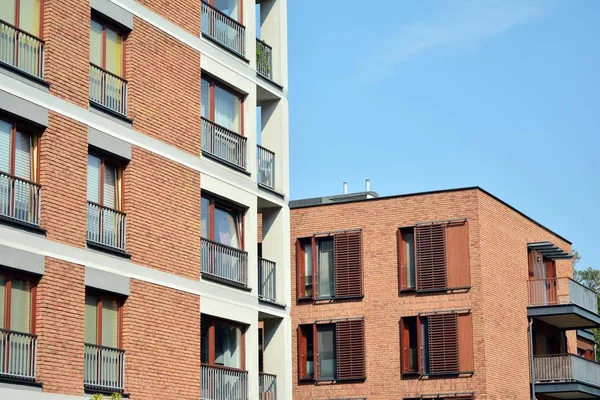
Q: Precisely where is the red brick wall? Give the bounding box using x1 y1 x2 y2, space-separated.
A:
39 113 88 248
36 258 85 395
135 0 201 36
123 280 201 400
127 17 201 154
124 147 201 279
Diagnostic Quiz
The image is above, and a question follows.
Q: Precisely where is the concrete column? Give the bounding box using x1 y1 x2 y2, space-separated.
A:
263 317 293 400
259 0 288 86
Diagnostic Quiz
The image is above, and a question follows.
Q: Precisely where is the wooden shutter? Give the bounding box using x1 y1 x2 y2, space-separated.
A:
297 326 307 379
416 224 447 291
400 318 409 374
336 319 365 380
427 314 459 374
296 240 305 300
458 313 474 372
446 221 470 289
397 229 406 291
334 231 363 298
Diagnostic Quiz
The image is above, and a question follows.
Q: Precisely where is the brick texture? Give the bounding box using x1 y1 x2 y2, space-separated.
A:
123 280 201 400
290 188 576 400
36 258 86 395
127 17 201 154
135 0 201 36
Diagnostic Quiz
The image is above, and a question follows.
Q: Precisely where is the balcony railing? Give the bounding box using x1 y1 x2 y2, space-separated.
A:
0 329 37 381
201 1 246 56
202 117 247 170
257 145 275 190
201 364 248 400
535 354 600 385
84 343 125 392
0 19 45 79
87 201 127 252
259 372 277 400
89 63 128 117
201 238 248 287
528 278 598 314
258 257 277 303
256 39 272 80
0 172 41 226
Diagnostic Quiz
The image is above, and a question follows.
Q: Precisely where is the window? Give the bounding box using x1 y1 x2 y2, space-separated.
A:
400 313 473 376
528 249 557 305
201 316 245 370
90 18 125 77
205 0 242 22
201 77 243 134
0 270 36 334
0 118 40 224
201 193 243 249
87 153 122 211
296 231 362 300
398 221 470 292
0 0 42 37
297 320 365 382
84 292 122 348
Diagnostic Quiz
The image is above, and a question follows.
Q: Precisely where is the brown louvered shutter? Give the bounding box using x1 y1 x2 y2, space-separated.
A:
416 224 447 291
334 231 363 298
428 314 459 374
296 240 305 299
336 319 365 380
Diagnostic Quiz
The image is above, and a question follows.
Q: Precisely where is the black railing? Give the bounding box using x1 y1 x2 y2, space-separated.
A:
0 19 45 79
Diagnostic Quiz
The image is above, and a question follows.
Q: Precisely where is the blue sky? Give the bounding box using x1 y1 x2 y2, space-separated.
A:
287 0 600 268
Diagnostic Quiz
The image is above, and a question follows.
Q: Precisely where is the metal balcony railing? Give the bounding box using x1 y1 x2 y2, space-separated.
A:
201 1 246 56
84 343 125 392
86 201 127 252
256 39 272 80
528 278 598 314
535 354 600 386
201 364 248 400
202 117 247 170
0 172 41 226
201 238 248 287
259 372 277 400
89 63 128 116
257 145 275 190
258 257 277 303
0 329 37 381
0 19 45 79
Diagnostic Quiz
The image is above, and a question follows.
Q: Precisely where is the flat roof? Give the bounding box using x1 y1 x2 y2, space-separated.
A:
289 186 571 245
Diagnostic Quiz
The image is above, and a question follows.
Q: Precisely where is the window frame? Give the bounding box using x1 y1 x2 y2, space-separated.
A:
202 316 246 371
201 75 245 135
398 227 417 292
87 151 124 212
2 0 44 38
298 323 334 382
0 116 39 183
84 290 124 349
90 15 127 79
204 0 244 24
201 192 245 250
0 268 37 334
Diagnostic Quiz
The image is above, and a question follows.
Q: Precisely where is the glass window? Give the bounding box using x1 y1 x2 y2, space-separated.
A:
304 243 313 297
0 1 17 26
87 155 101 203
0 274 5 330
318 324 336 380
305 326 314 378
90 20 103 66
0 120 12 173
10 278 31 333
405 232 416 288
214 206 240 248
317 239 334 299
105 27 122 76
215 323 242 368
84 295 98 344
19 0 40 36
201 79 210 119
214 86 241 132
102 299 118 348
90 20 124 76
84 294 120 348
201 196 210 239
213 0 240 21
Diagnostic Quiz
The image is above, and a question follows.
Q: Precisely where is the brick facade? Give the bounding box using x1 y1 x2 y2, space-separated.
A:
290 188 576 400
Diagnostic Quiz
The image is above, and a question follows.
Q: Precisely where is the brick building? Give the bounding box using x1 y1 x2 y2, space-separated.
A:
0 0 291 399
290 185 599 400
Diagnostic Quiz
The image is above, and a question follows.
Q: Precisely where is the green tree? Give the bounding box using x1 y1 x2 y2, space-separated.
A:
573 251 600 359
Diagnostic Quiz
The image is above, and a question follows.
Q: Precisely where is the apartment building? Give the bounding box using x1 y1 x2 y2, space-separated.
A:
0 0 291 399
289 185 600 400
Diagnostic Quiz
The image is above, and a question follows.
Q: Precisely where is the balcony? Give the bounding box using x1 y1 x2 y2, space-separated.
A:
258 257 277 303
534 354 600 398
201 238 248 288
89 63 128 117
0 329 37 382
257 145 275 190
528 278 600 329
256 39 272 80
84 343 125 393
86 201 127 253
202 117 247 170
201 1 246 57
259 372 277 400
0 19 45 80
201 364 248 400
0 172 42 227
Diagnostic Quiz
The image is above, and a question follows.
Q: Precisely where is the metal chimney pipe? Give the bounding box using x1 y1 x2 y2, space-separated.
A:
366 179 371 192
343 182 348 194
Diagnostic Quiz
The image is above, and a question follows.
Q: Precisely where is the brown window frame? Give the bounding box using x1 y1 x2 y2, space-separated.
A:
87 151 124 212
201 315 246 371
3 0 45 38
201 193 245 250
201 75 245 135
85 290 124 349
90 15 127 79
0 116 40 183
0 268 38 334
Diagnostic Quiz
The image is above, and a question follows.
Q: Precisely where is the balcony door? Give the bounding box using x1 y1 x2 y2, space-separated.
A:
0 0 43 76
529 250 557 305
87 154 122 247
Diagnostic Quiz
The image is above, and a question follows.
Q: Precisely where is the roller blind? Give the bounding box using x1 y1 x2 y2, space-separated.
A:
10 278 31 333
0 120 11 173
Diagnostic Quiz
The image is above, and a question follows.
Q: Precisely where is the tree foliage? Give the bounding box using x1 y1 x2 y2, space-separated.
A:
573 250 600 359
